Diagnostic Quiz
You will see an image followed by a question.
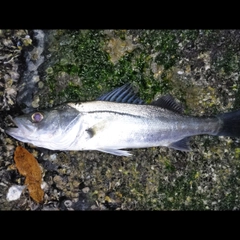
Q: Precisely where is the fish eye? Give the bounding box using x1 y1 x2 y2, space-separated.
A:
31 112 44 123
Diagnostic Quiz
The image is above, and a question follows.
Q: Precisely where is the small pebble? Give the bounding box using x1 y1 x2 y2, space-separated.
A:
6 185 26 201
82 187 90 193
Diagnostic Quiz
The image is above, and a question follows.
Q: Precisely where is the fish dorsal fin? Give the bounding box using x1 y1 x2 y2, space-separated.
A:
151 94 183 114
97 83 145 104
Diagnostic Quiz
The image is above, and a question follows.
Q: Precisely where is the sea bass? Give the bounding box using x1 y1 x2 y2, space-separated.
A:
6 83 240 156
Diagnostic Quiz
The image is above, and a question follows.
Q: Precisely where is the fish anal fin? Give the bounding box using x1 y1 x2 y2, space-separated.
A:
169 137 191 151
152 94 183 114
97 148 132 156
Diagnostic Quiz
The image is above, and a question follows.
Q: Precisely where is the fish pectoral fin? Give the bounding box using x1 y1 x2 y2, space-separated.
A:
169 137 191 151
86 120 108 138
96 148 132 156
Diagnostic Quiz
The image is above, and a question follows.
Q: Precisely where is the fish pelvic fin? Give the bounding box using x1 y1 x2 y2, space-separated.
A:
97 148 132 156
217 109 240 137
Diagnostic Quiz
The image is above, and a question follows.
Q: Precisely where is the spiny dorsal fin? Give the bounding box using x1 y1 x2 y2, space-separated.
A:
151 94 183 114
97 83 145 104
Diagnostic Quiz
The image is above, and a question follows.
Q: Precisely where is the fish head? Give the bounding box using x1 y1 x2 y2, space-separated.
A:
5 106 81 149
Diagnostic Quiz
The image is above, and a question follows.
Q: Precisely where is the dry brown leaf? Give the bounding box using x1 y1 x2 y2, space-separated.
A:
14 146 44 203
27 183 44 203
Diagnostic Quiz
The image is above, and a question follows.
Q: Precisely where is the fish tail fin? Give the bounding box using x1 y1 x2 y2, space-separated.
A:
217 109 240 137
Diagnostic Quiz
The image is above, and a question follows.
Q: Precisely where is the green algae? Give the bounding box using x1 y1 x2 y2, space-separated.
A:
43 30 179 106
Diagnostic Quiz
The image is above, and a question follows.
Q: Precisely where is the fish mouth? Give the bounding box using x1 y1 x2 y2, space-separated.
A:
5 117 33 141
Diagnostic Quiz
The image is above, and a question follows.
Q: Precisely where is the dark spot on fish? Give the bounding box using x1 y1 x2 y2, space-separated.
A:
31 112 44 123
86 128 95 138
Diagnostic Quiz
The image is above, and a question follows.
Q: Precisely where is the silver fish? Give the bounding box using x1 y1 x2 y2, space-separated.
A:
5 83 240 156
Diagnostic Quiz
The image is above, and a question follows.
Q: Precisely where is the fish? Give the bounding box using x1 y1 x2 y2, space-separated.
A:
5 83 240 156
